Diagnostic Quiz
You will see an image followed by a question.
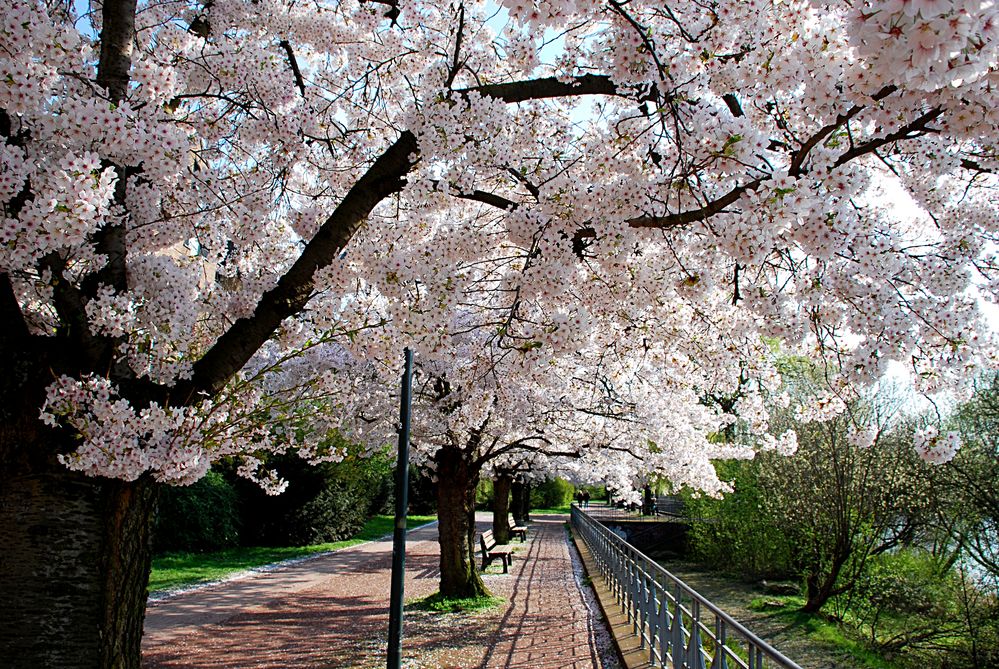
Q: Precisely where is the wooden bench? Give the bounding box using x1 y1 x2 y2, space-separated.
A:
479 529 514 573
509 515 527 542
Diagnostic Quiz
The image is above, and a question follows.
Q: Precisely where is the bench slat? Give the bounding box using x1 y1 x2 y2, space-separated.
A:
479 530 513 573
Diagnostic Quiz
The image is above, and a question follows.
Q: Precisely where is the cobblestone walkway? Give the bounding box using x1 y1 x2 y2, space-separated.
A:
142 514 615 668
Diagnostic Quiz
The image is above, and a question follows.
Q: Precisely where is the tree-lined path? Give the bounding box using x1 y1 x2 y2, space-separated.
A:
142 514 615 668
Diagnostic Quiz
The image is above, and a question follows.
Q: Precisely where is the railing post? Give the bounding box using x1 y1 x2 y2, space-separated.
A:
656 574 668 667
572 505 803 669
688 600 707 669
671 584 685 669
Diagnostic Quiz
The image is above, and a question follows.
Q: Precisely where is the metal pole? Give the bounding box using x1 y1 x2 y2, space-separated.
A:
387 348 414 669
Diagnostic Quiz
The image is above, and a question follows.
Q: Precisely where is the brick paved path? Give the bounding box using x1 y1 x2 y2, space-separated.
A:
480 516 604 669
142 514 611 668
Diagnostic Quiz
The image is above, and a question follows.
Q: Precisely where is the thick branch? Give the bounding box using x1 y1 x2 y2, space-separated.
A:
961 157 996 174
96 0 138 103
0 273 28 343
627 179 765 229
458 74 618 103
40 254 109 370
788 84 897 177
179 131 419 402
449 187 518 211
279 40 306 97
832 107 943 168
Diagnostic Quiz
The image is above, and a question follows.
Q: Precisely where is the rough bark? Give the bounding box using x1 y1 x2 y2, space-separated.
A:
435 446 489 598
492 473 512 544
0 418 157 669
96 0 138 102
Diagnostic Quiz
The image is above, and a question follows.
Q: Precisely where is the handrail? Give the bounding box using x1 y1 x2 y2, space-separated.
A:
571 505 804 669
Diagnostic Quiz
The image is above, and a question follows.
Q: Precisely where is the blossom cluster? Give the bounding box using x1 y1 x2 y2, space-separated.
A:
913 425 962 464
7 0 998 495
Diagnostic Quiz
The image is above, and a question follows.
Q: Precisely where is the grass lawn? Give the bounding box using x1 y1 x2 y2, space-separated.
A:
748 596 899 669
529 505 573 514
149 514 436 594
407 591 505 613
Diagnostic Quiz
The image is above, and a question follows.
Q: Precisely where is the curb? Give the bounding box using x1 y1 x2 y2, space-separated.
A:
572 532 657 669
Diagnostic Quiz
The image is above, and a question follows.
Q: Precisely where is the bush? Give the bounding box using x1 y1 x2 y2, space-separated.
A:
531 478 575 509
154 470 241 552
682 459 794 580
475 478 494 510
237 443 395 546
840 550 999 668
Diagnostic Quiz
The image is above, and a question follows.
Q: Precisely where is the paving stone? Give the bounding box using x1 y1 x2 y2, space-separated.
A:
143 514 615 668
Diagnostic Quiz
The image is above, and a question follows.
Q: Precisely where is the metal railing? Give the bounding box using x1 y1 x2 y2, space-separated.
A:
571 506 803 669
654 495 686 519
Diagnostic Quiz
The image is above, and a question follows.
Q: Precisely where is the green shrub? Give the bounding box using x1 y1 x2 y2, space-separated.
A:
475 478 494 509
237 442 395 546
682 459 794 580
154 470 241 552
531 478 575 509
407 466 438 515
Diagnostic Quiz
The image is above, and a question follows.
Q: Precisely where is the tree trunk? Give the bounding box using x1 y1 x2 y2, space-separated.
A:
510 479 526 524
0 434 158 668
510 480 532 522
492 473 512 544
434 446 489 598
801 552 848 613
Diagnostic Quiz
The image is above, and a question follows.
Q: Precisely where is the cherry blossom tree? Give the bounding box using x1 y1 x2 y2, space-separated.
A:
2 0 998 666
392 324 757 597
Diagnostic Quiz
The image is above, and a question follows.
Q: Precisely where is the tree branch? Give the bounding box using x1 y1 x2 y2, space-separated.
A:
627 179 766 229
0 273 28 343
178 131 419 402
279 40 306 97
788 84 897 177
832 107 943 169
458 74 618 103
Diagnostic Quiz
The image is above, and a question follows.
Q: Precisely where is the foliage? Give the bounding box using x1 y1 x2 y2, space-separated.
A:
236 442 394 546
938 374 999 580
407 592 505 614
6 0 999 660
149 514 436 593
531 478 575 510
153 470 241 553
683 459 795 580
407 467 439 516
475 478 494 509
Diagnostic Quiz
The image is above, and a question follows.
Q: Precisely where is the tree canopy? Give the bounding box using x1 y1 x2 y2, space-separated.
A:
4 0 999 664
5 0 997 492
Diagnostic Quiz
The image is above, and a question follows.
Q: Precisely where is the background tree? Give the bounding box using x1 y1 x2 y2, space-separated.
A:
939 374 999 580
762 405 930 613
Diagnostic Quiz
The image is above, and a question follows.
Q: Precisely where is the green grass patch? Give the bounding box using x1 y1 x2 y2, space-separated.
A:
407 591 504 613
747 596 900 669
149 514 436 594
530 505 572 515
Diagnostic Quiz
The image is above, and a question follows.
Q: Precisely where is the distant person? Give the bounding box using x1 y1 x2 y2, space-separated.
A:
581 490 590 508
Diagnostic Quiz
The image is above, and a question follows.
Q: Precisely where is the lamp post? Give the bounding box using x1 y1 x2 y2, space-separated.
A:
387 348 414 669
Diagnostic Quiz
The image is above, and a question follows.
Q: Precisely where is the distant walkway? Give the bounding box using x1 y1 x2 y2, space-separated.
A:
142 513 616 668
